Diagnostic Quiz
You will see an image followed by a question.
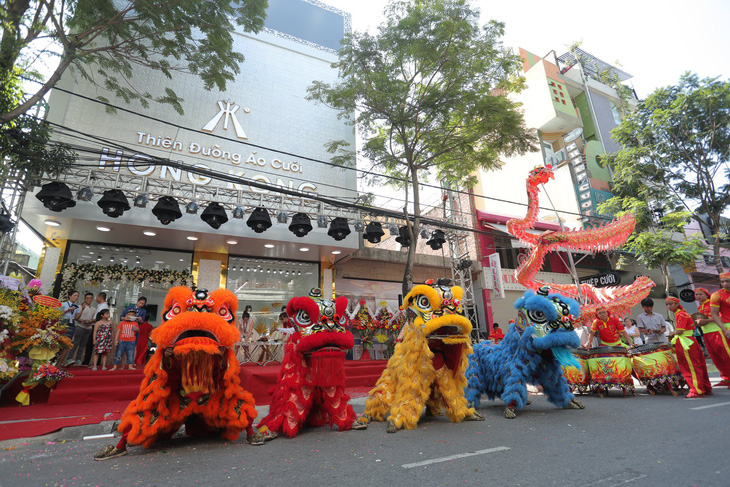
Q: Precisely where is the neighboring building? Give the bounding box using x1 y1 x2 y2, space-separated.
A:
23 0 362 322
472 47 669 326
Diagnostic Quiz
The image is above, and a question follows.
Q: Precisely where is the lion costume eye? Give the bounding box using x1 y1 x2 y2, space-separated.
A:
217 304 234 323
296 310 311 327
164 304 182 322
415 295 432 311
528 309 547 323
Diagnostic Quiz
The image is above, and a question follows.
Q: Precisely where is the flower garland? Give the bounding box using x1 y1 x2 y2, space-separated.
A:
60 263 194 297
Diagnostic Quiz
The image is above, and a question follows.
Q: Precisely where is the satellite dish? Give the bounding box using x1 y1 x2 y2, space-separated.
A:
563 128 584 143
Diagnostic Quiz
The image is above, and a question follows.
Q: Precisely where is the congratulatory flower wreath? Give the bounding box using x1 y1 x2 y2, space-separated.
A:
60 263 194 297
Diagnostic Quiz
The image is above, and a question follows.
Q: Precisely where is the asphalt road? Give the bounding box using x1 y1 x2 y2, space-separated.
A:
1 377 729 487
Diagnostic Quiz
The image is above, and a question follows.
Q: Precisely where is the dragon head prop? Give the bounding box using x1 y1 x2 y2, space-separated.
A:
286 288 353 387
514 286 581 368
403 278 472 373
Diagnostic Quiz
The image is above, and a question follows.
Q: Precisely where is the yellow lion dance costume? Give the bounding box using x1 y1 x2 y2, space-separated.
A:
361 279 484 432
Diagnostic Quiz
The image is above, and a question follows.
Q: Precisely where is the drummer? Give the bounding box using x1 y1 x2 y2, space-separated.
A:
695 287 730 387
666 296 713 398
710 272 730 342
582 307 634 349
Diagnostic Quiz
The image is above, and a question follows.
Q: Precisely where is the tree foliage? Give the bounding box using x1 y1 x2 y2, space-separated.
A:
602 73 730 274
0 0 268 124
307 0 535 294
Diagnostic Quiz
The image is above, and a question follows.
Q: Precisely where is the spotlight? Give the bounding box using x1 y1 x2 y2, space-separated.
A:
0 210 14 234
133 194 149 208
327 217 351 241
247 207 272 233
36 182 76 212
395 226 411 247
354 220 365 232
185 201 199 214
152 196 182 225
201 202 228 229
420 228 430 239
457 258 473 270
289 213 313 237
317 215 328 228
77 187 94 202
232 205 245 219
97 255 102 261
389 224 399 236
363 222 385 244
97 189 130 218
426 230 446 250
276 211 288 224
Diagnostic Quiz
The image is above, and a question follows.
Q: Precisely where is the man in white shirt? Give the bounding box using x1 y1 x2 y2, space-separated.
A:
95 292 110 319
636 298 668 345
67 292 96 365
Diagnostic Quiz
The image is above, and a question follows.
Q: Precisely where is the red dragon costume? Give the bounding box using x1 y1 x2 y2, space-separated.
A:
94 287 259 460
257 288 367 439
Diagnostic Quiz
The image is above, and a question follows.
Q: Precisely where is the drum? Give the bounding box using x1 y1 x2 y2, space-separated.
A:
561 348 590 393
587 346 634 396
629 342 684 395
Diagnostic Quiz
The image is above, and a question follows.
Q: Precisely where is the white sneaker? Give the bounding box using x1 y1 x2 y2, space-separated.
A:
102 366 108 370
75 360 82 366
91 367 97 371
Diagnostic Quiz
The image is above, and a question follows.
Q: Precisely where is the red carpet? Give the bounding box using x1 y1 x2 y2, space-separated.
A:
0 360 387 440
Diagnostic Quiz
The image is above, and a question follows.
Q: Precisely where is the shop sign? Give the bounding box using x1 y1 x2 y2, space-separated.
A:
679 289 697 303
500 269 573 291
579 271 621 288
487 253 504 300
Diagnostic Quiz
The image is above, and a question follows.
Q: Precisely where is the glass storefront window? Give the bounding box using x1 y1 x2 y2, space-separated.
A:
63 242 193 324
226 256 319 330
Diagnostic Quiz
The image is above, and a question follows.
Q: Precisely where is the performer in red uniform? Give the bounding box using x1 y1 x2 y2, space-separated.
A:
666 296 712 398
582 307 633 348
488 322 505 344
710 272 730 338
695 287 730 387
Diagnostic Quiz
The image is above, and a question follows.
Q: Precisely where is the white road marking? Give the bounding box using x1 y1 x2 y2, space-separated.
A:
690 401 730 411
401 446 510 468
582 472 648 486
83 433 115 440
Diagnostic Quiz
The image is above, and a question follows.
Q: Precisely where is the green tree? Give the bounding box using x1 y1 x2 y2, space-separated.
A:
307 0 535 294
602 73 730 274
598 196 706 294
0 0 268 124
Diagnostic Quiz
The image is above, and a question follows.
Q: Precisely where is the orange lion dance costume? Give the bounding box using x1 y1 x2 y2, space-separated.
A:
257 288 367 439
94 287 259 461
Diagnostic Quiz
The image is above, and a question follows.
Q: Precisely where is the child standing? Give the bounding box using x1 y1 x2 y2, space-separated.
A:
91 309 113 370
111 309 139 371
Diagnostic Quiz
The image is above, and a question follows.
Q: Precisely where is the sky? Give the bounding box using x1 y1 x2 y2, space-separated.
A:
324 0 730 212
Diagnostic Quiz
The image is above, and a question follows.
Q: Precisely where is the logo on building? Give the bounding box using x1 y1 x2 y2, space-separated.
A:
202 101 249 139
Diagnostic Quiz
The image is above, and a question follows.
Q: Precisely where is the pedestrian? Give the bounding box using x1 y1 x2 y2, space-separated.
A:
636 298 669 345
666 296 712 398
488 322 505 344
135 318 153 366
66 292 96 366
57 290 80 367
582 306 634 348
110 309 139 371
623 317 643 346
91 309 113 371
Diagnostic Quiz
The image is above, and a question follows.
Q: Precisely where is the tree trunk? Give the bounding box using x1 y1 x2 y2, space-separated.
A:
662 263 671 296
401 169 421 297
712 222 725 273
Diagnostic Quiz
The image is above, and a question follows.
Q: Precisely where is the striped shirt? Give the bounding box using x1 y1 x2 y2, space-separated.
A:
117 321 137 341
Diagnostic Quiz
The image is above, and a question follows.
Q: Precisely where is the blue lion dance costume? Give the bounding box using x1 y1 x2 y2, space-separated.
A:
465 286 585 418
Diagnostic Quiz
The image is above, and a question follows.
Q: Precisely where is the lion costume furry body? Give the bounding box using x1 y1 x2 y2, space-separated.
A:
362 280 483 432
257 289 364 438
465 287 584 418
117 287 257 448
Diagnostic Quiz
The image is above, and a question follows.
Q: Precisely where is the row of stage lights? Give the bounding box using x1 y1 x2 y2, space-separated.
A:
35 182 448 249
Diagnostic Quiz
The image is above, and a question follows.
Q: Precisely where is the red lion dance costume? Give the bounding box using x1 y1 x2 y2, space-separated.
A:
94 287 259 460
257 288 367 438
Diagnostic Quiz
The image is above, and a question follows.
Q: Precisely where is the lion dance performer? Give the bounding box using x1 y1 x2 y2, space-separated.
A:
466 286 585 418
666 296 712 398
256 288 367 438
694 287 730 387
360 279 484 433
94 287 259 460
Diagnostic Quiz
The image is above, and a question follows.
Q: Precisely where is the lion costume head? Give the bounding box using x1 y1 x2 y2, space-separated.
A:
362 279 482 432
117 287 257 447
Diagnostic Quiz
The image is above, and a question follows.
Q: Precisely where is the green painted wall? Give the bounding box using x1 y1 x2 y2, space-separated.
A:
574 93 596 141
